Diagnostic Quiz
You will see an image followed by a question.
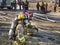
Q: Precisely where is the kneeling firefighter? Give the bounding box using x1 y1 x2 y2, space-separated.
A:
9 11 33 40
9 12 26 40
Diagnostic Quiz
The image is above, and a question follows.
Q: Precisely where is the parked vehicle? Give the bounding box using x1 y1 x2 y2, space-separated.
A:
0 0 14 9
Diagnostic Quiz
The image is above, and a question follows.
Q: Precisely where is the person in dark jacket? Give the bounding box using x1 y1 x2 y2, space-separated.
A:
54 3 57 12
45 2 48 12
22 1 25 10
36 2 40 11
24 1 29 10
17 0 21 10
41 2 45 13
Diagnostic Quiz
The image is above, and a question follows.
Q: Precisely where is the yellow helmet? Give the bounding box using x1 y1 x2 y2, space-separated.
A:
17 13 25 23
17 13 25 20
